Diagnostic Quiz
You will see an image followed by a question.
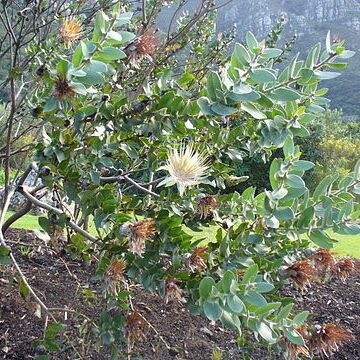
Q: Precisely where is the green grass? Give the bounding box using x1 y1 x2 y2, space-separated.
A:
329 230 360 258
184 225 360 259
4 212 360 259
4 211 40 231
0 169 17 187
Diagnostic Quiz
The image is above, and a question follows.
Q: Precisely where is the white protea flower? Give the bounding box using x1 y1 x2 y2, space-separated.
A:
159 145 210 195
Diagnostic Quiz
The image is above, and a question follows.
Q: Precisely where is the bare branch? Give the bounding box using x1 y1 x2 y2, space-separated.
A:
2 185 46 234
123 175 160 197
19 187 98 242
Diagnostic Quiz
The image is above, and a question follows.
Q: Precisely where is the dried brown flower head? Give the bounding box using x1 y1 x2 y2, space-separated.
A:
184 247 208 271
125 29 159 67
282 260 318 289
164 278 185 304
59 18 83 42
104 259 126 292
308 323 355 357
308 248 335 274
54 76 76 100
121 218 156 257
125 310 146 351
330 257 356 282
121 218 156 241
128 239 146 257
195 194 218 219
136 29 158 56
279 325 310 360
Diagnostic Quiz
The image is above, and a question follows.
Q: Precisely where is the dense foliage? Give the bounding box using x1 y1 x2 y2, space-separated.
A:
0 1 359 359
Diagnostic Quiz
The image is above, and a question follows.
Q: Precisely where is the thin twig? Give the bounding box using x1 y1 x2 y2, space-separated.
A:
137 311 171 349
123 175 160 197
9 252 49 312
19 188 98 242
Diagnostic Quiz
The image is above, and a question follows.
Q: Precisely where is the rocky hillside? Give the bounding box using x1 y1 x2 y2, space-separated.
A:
162 0 360 115
218 0 360 116
218 0 360 39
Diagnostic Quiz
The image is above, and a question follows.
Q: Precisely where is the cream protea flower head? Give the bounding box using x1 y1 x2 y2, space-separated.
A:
159 145 210 195
59 18 83 43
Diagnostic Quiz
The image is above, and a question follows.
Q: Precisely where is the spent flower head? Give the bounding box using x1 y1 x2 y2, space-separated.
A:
279 260 317 290
330 257 357 282
59 18 83 43
125 310 146 351
195 194 218 219
308 248 336 275
125 28 159 68
121 218 156 257
104 259 126 293
279 326 310 360
164 278 185 304
308 323 355 357
159 145 209 195
184 247 208 271
54 76 76 100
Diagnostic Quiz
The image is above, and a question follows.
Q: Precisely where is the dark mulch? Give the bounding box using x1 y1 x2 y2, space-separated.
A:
0 229 359 360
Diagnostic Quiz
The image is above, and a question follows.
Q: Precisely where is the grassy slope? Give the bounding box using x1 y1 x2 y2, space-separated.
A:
4 212 360 259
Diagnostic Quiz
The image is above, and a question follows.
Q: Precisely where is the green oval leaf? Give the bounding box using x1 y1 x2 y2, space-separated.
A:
227 295 244 314
95 47 126 61
199 277 216 299
250 69 276 83
203 298 223 321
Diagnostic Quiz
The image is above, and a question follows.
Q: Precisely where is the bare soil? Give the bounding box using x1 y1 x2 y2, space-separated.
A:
0 229 359 360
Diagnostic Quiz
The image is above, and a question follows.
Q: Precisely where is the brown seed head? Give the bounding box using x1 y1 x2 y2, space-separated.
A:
308 323 355 357
125 310 146 350
129 218 156 241
279 326 310 360
330 257 356 282
125 29 159 67
59 18 83 42
105 259 126 282
195 194 218 219
104 259 126 293
121 219 155 257
285 260 318 289
308 248 335 274
164 278 184 304
185 247 208 271
281 340 310 360
136 29 158 57
54 76 76 100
